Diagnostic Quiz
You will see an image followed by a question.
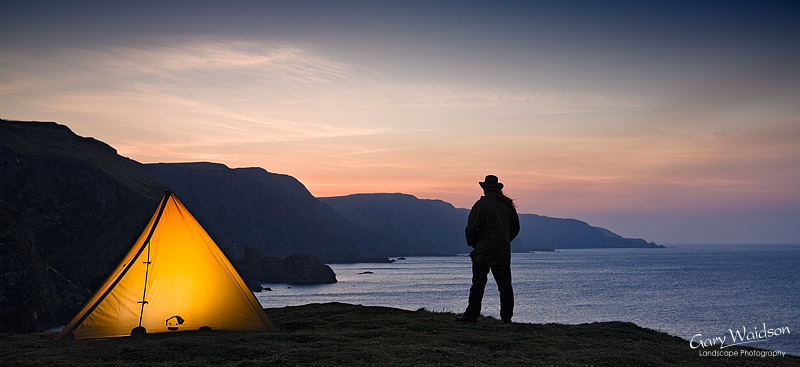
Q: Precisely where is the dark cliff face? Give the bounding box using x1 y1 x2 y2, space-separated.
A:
142 162 378 262
322 193 660 254
0 120 362 333
0 120 165 289
319 193 468 256
513 213 658 249
0 200 90 333
0 120 166 333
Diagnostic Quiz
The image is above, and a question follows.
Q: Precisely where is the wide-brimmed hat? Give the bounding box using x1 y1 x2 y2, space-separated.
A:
479 175 503 190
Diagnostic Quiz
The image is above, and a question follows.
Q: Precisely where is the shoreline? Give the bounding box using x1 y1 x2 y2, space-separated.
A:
259 250 799 355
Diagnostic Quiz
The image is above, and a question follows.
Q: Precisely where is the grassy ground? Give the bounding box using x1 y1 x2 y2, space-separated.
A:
2 303 798 366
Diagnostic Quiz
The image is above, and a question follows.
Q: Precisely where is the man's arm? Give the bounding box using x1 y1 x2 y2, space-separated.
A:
465 203 481 247
509 209 520 242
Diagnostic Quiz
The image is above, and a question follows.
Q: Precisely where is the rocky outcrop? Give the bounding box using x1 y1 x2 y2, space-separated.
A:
0 200 89 333
234 247 337 289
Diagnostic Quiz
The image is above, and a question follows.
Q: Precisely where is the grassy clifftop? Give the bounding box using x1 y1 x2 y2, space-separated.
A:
2 303 797 366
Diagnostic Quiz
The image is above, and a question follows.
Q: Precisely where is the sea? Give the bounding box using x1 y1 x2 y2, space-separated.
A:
256 244 799 356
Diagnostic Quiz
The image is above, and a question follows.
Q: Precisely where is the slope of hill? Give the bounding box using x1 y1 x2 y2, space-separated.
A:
514 213 660 249
0 120 167 286
0 120 360 333
1 119 166 332
319 193 466 256
143 162 383 262
2 303 795 366
0 200 89 333
322 193 661 254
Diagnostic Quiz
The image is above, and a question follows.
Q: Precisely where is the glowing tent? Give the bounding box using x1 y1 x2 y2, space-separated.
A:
57 191 277 340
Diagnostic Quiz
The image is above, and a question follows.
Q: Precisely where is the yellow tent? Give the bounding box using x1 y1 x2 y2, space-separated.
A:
57 191 277 340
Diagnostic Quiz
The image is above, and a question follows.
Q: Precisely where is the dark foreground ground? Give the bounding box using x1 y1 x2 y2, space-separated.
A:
2 303 798 366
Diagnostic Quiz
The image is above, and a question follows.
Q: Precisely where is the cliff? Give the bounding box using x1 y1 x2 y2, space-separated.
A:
0 121 167 286
0 120 352 333
319 193 466 256
322 193 661 253
0 200 89 333
143 162 382 262
515 213 660 249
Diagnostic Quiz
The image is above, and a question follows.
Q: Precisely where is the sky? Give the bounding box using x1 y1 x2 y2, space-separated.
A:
1 0 799 244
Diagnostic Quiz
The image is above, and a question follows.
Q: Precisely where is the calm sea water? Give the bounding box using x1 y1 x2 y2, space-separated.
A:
256 244 799 355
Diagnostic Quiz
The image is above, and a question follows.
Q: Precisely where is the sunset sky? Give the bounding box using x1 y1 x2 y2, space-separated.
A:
2 1 799 243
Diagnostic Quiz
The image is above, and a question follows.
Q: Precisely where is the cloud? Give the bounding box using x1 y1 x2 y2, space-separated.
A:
11 34 795 220
68 36 353 83
1 35 642 146
713 130 728 139
1 37 390 140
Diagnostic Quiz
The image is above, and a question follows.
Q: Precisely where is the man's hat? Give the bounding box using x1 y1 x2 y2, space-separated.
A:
479 175 503 190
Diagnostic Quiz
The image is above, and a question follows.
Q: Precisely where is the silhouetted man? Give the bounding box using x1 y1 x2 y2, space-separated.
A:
457 175 520 324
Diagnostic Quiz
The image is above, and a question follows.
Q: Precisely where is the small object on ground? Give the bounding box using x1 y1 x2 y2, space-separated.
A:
455 314 477 323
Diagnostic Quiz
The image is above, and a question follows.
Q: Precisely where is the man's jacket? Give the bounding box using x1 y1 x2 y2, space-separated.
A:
465 193 520 265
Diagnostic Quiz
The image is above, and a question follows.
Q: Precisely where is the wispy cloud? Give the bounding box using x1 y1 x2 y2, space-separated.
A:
1 37 390 141
66 36 353 83
8 34 795 220
2 35 639 113
1 35 641 155
385 84 644 112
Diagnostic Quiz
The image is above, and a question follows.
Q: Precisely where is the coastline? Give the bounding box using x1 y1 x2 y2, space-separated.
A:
259 248 800 355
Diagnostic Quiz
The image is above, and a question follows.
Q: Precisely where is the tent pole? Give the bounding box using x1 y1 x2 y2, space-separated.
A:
58 190 172 339
137 231 153 327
